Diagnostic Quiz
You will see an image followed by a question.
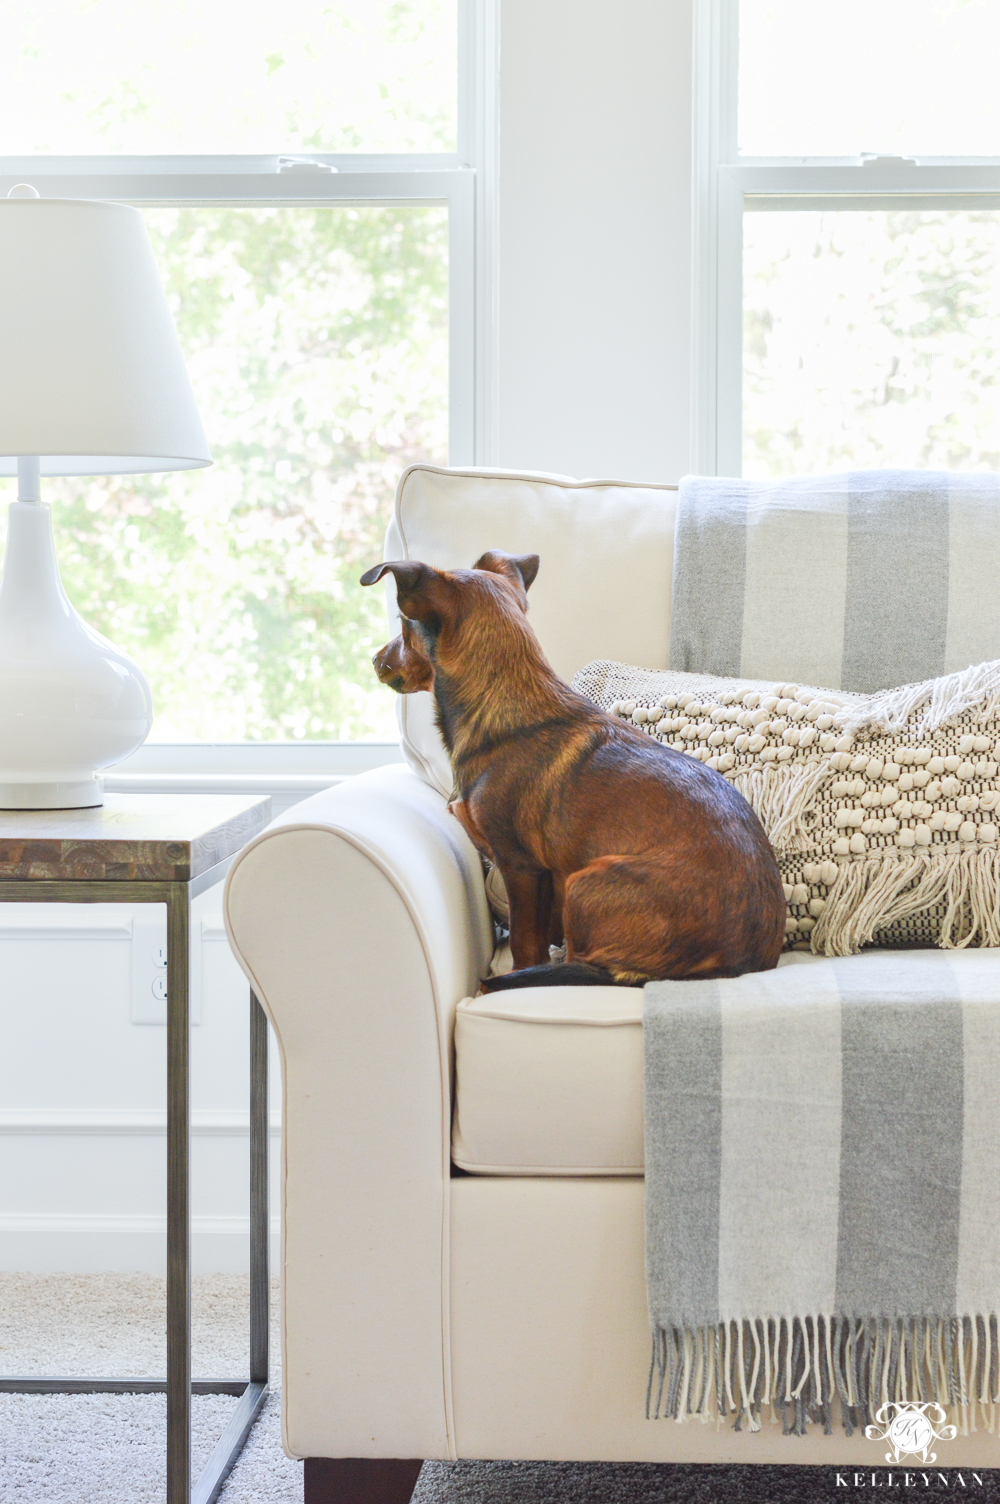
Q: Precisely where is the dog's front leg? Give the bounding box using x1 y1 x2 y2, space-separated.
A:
502 866 554 969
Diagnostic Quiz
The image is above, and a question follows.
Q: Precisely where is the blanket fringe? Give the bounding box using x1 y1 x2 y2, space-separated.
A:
836 658 1000 737
648 1315 1000 1437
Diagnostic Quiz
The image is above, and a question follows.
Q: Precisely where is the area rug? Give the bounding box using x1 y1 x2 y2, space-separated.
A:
3 1275 1000 1501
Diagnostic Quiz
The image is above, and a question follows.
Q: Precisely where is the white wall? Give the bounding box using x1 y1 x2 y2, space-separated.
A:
496 0 693 483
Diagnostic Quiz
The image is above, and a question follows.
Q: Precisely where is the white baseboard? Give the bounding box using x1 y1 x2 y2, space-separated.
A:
0 1213 281 1274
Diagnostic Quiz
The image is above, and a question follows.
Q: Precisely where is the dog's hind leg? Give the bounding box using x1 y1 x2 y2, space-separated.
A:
562 854 738 982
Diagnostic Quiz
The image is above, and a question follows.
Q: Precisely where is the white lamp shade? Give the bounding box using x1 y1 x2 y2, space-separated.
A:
0 197 211 474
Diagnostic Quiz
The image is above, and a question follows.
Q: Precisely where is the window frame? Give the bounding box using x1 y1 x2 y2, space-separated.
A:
0 0 497 789
693 0 1000 478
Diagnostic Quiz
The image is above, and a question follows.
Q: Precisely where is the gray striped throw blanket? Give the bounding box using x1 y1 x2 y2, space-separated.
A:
644 949 1000 1437
669 471 1000 692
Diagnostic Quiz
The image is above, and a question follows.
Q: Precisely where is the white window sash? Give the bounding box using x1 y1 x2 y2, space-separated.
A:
694 0 1000 478
0 0 499 785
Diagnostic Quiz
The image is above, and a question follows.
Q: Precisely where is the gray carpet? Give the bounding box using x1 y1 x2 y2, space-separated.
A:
0 1273 299 1502
3 1276 1000 1501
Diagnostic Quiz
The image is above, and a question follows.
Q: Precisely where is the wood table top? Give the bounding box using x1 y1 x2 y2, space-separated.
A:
0 793 272 883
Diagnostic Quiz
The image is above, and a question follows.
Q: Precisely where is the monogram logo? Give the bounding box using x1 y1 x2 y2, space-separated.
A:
865 1401 957 1464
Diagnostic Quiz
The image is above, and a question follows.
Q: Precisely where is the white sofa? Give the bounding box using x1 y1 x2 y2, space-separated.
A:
223 466 1000 1502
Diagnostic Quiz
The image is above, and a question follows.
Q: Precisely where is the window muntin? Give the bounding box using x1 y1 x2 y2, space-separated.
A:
0 0 457 155
739 0 1000 160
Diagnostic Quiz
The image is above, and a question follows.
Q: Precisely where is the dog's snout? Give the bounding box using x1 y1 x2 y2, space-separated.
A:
368 626 434 694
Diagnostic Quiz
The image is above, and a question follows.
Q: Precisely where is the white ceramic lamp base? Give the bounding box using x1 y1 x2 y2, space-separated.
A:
0 500 153 809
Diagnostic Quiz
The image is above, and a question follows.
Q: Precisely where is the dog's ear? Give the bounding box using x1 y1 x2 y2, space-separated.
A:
473 550 540 592
360 560 454 624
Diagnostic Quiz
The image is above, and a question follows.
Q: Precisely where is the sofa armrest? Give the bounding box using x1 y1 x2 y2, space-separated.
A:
223 764 494 1461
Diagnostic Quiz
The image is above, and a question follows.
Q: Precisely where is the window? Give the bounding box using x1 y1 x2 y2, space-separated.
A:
695 0 1000 481
0 0 493 762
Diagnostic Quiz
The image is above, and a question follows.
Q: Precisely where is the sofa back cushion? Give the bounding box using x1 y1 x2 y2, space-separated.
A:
382 465 678 795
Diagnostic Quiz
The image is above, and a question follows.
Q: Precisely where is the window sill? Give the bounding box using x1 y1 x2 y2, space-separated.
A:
103 742 405 814
103 771 352 796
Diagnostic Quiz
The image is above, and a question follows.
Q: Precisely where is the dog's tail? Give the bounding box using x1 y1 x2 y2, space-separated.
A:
479 961 638 991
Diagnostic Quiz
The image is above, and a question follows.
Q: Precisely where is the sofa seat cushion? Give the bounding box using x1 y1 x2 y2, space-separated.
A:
452 956 819 1175
453 985 645 1174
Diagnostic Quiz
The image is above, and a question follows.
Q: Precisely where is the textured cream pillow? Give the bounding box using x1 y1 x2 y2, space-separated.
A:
572 658 1000 955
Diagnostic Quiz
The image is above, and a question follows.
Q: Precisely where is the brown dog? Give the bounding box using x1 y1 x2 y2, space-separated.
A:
361 550 785 988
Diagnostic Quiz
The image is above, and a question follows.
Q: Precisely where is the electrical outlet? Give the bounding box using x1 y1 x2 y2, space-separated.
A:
130 909 202 1025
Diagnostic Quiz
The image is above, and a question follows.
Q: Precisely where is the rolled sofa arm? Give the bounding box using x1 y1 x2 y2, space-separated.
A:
224 764 494 1461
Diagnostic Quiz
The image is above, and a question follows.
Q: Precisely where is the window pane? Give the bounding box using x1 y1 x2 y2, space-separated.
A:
0 205 448 741
0 0 456 155
740 1 1000 158
743 209 1000 479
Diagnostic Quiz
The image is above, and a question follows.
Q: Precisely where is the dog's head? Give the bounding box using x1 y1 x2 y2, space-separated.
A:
361 549 540 694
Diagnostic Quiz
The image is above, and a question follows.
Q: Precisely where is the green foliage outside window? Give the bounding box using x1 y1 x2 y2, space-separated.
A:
9 204 448 741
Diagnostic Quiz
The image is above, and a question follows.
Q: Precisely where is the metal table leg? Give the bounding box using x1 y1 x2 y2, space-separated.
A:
0 873 270 1504
189 992 270 1504
167 883 191 1504
250 991 270 1388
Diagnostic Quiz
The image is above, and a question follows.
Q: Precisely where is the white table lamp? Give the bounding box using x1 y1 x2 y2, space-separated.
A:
0 187 211 808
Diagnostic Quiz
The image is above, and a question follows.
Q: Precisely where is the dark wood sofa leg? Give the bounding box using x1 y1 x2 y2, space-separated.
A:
304 1458 423 1504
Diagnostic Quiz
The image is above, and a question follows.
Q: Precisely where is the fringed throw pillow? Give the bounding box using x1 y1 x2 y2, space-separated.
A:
572 658 1000 955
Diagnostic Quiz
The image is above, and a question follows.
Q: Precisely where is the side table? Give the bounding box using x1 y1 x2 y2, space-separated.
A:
0 793 273 1504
